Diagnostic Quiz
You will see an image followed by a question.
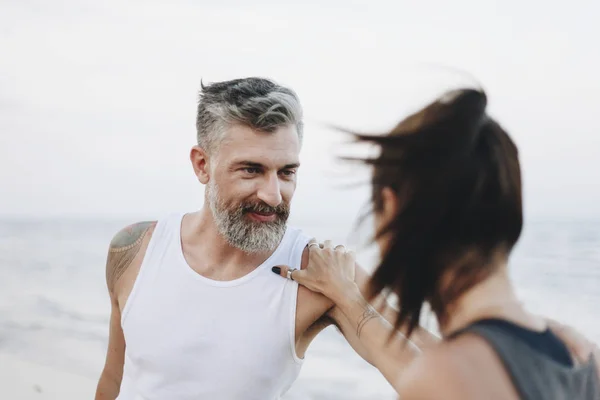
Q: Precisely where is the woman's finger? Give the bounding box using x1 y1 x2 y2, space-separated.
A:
271 264 294 280
307 239 320 251
323 240 333 249
271 265 288 279
271 265 309 286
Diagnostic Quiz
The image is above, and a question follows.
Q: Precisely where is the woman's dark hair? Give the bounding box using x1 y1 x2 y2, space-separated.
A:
351 88 523 337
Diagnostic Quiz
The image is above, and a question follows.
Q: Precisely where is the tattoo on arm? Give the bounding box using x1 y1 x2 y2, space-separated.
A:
106 221 156 293
356 305 379 338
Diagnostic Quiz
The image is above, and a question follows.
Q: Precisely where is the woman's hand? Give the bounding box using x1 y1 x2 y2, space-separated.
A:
546 318 599 366
271 239 358 304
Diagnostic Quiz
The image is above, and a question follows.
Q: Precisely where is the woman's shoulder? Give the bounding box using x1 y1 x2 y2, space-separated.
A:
396 333 518 399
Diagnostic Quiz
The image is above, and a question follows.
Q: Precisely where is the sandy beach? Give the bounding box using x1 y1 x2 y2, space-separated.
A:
0 349 396 400
0 354 394 400
0 354 95 400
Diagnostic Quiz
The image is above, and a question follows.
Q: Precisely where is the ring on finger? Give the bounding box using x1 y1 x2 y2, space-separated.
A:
287 268 297 281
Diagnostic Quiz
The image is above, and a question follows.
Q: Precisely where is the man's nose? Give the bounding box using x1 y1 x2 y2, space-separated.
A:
256 173 282 208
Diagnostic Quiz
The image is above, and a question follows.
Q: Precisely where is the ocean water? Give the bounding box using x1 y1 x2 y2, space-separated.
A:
0 217 599 399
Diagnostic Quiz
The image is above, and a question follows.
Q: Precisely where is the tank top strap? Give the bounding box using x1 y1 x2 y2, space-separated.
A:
282 227 311 268
120 212 182 325
448 322 600 400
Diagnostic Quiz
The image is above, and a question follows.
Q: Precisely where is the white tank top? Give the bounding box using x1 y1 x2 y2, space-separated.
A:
116 212 311 400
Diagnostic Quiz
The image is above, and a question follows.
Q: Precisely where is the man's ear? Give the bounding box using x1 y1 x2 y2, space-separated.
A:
190 145 210 184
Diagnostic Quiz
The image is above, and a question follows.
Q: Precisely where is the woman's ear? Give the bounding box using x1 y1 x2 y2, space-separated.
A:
374 186 400 258
380 186 399 227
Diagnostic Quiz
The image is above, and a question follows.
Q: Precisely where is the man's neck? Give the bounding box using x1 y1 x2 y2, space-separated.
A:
181 208 276 278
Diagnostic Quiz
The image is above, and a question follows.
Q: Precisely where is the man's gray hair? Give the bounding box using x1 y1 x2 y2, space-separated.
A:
196 77 304 153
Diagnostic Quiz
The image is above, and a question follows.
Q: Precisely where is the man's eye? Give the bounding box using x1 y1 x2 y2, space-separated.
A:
243 168 261 174
280 170 296 177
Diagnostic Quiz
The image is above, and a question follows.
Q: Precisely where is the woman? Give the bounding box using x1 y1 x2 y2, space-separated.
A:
272 88 600 399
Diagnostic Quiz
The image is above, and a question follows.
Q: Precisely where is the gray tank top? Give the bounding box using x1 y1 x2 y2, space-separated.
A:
450 320 600 400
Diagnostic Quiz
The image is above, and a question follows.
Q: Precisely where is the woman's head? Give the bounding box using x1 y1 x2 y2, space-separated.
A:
354 88 523 336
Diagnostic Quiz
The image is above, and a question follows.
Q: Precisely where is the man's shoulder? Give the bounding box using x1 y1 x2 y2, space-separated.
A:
107 211 185 250
105 220 158 294
109 221 158 251
280 225 313 268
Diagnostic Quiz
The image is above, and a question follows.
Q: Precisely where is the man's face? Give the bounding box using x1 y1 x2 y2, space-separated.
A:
206 124 300 253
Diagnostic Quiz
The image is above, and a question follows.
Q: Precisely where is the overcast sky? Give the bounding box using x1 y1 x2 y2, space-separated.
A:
1 0 599 225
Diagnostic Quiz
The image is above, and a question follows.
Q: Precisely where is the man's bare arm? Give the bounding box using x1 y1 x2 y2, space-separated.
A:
95 299 126 400
95 221 156 400
274 244 439 388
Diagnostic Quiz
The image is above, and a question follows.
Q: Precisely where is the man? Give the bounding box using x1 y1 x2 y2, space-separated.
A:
95 77 435 400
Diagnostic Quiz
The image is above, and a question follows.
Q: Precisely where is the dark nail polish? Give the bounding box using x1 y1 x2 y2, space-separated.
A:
271 266 281 274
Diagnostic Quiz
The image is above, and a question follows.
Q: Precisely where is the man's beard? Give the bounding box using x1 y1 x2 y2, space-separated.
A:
206 181 290 253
